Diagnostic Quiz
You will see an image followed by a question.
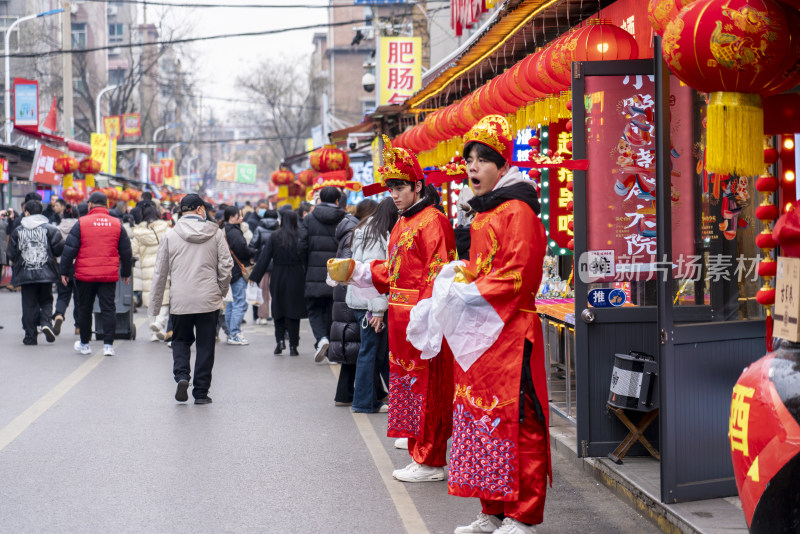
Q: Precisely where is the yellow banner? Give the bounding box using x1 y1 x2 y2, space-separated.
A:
379 37 422 106
90 134 117 175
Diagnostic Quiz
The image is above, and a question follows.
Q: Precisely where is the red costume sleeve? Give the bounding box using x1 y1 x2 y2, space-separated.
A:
470 201 546 323
370 258 391 294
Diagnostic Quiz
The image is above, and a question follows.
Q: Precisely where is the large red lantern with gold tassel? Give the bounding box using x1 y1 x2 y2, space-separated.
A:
54 155 79 188
565 19 639 65
662 0 792 177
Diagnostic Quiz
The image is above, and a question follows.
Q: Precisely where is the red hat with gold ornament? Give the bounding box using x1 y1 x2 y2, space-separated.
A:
362 135 426 197
462 114 513 163
305 170 362 201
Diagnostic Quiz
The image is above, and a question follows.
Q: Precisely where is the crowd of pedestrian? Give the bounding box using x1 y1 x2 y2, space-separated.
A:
3 113 548 534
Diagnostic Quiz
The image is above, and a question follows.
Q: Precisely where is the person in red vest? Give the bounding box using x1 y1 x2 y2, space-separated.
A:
60 191 133 357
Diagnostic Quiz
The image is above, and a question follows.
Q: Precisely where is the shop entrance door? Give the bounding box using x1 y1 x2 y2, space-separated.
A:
572 59 661 459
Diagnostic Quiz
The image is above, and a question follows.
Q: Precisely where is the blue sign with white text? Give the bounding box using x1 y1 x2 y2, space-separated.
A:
588 288 626 308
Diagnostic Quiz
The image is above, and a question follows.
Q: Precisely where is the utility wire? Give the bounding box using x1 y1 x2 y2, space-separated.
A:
79 0 421 8
120 135 310 146
4 18 368 59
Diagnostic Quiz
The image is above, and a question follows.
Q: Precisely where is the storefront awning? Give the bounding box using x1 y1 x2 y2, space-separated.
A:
14 126 92 155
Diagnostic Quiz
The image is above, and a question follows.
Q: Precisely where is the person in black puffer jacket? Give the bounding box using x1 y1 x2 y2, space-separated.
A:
329 198 377 406
298 186 346 361
223 206 257 345
249 209 279 324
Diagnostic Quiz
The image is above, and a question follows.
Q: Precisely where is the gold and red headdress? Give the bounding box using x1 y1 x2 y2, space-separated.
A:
462 114 513 162
363 135 426 196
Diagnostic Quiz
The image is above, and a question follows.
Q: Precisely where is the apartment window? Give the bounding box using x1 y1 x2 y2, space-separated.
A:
362 100 376 115
71 23 86 49
109 68 125 86
109 23 123 43
73 78 87 95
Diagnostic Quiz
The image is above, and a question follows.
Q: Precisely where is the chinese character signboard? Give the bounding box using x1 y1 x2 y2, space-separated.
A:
548 119 574 251
216 161 237 182
584 74 695 281
379 37 421 106
0 158 8 183
13 78 38 127
104 116 122 139
122 113 141 137
774 257 800 342
90 133 117 175
235 163 257 184
30 144 66 185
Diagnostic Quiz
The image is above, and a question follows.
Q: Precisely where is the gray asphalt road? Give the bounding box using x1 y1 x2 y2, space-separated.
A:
0 291 654 533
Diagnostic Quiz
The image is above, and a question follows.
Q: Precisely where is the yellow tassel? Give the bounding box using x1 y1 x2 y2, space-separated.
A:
63 173 73 188
526 102 534 127
86 174 95 188
706 92 763 177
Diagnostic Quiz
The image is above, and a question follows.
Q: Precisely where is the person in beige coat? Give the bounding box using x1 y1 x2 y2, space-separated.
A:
131 205 171 341
149 194 233 404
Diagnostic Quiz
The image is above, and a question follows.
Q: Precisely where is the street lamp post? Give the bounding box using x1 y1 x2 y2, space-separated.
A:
152 122 179 157
95 84 119 133
167 142 182 160
4 8 64 144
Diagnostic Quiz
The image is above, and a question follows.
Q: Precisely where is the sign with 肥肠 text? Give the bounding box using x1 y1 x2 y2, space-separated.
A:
379 37 421 106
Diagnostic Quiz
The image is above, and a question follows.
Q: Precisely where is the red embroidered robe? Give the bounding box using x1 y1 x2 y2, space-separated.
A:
447 198 549 501
370 204 456 455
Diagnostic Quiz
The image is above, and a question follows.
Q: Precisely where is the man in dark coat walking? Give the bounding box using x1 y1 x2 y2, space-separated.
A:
298 186 345 362
7 199 65 345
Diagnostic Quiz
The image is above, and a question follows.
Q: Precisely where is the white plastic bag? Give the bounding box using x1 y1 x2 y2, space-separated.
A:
246 281 264 306
224 287 233 303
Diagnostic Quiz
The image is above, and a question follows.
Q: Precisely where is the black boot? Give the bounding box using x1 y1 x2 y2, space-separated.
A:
274 340 285 355
289 345 299 356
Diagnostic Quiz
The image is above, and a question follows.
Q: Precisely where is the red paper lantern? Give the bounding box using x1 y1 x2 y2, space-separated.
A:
648 0 698 36
545 31 576 88
756 287 776 306
310 145 350 174
54 155 79 175
517 52 547 102
761 3 800 97
756 175 779 192
271 168 295 186
662 0 792 177
78 158 101 174
566 19 639 66
297 169 318 188
756 204 780 221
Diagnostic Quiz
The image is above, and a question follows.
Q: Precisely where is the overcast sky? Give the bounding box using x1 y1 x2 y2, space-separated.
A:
157 1 329 115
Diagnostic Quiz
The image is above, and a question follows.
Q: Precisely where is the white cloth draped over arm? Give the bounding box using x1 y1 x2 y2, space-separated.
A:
407 260 504 371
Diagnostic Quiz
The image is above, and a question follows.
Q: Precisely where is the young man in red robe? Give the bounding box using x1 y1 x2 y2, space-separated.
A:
407 115 549 534
328 137 456 483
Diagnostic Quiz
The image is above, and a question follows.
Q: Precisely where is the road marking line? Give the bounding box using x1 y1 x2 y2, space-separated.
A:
329 365 429 534
0 351 105 453
0 316 149 453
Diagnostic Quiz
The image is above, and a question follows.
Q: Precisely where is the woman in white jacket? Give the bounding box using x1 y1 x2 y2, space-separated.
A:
131 204 171 340
347 198 398 413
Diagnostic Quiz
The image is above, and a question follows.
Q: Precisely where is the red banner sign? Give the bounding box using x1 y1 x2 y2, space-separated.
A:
122 113 141 137
160 158 175 178
150 164 164 185
584 74 695 282
30 144 66 185
547 119 574 250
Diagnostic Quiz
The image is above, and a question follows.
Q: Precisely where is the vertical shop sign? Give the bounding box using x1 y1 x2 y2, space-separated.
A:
13 78 38 127
91 133 117 174
235 163 257 184
216 161 236 182
104 116 122 139
161 158 175 178
584 74 695 281
30 144 65 185
0 158 8 183
548 119 574 251
379 37 421 106
122 113 141 137
150 164 164 185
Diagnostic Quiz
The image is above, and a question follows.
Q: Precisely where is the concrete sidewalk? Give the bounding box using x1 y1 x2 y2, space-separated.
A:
549 415 748 534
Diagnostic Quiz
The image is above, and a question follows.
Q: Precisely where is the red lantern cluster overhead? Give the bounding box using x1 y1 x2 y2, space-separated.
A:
648 0 699 36
662 0 799 177
62 187 83 203
271 168 295 187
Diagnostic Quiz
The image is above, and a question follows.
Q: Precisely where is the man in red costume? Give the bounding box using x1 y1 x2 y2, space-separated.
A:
328 137 456 483
408 115 548 534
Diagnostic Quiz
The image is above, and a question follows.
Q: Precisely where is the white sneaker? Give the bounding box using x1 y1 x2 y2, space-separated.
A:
150 321 166 340
393 460 445 482
454 513 502 534
394 437 409 449
493 518 537 534
150 333 160 342
227 334 249 345
391 461 415 479
73 340 91 355
314 337 330 362
256 318 269 325
103 344 115 357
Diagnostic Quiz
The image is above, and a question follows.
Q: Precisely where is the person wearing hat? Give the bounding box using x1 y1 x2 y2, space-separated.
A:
328 136 456 483
148 194 233 404
60 191 133 357
407 115 548 534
